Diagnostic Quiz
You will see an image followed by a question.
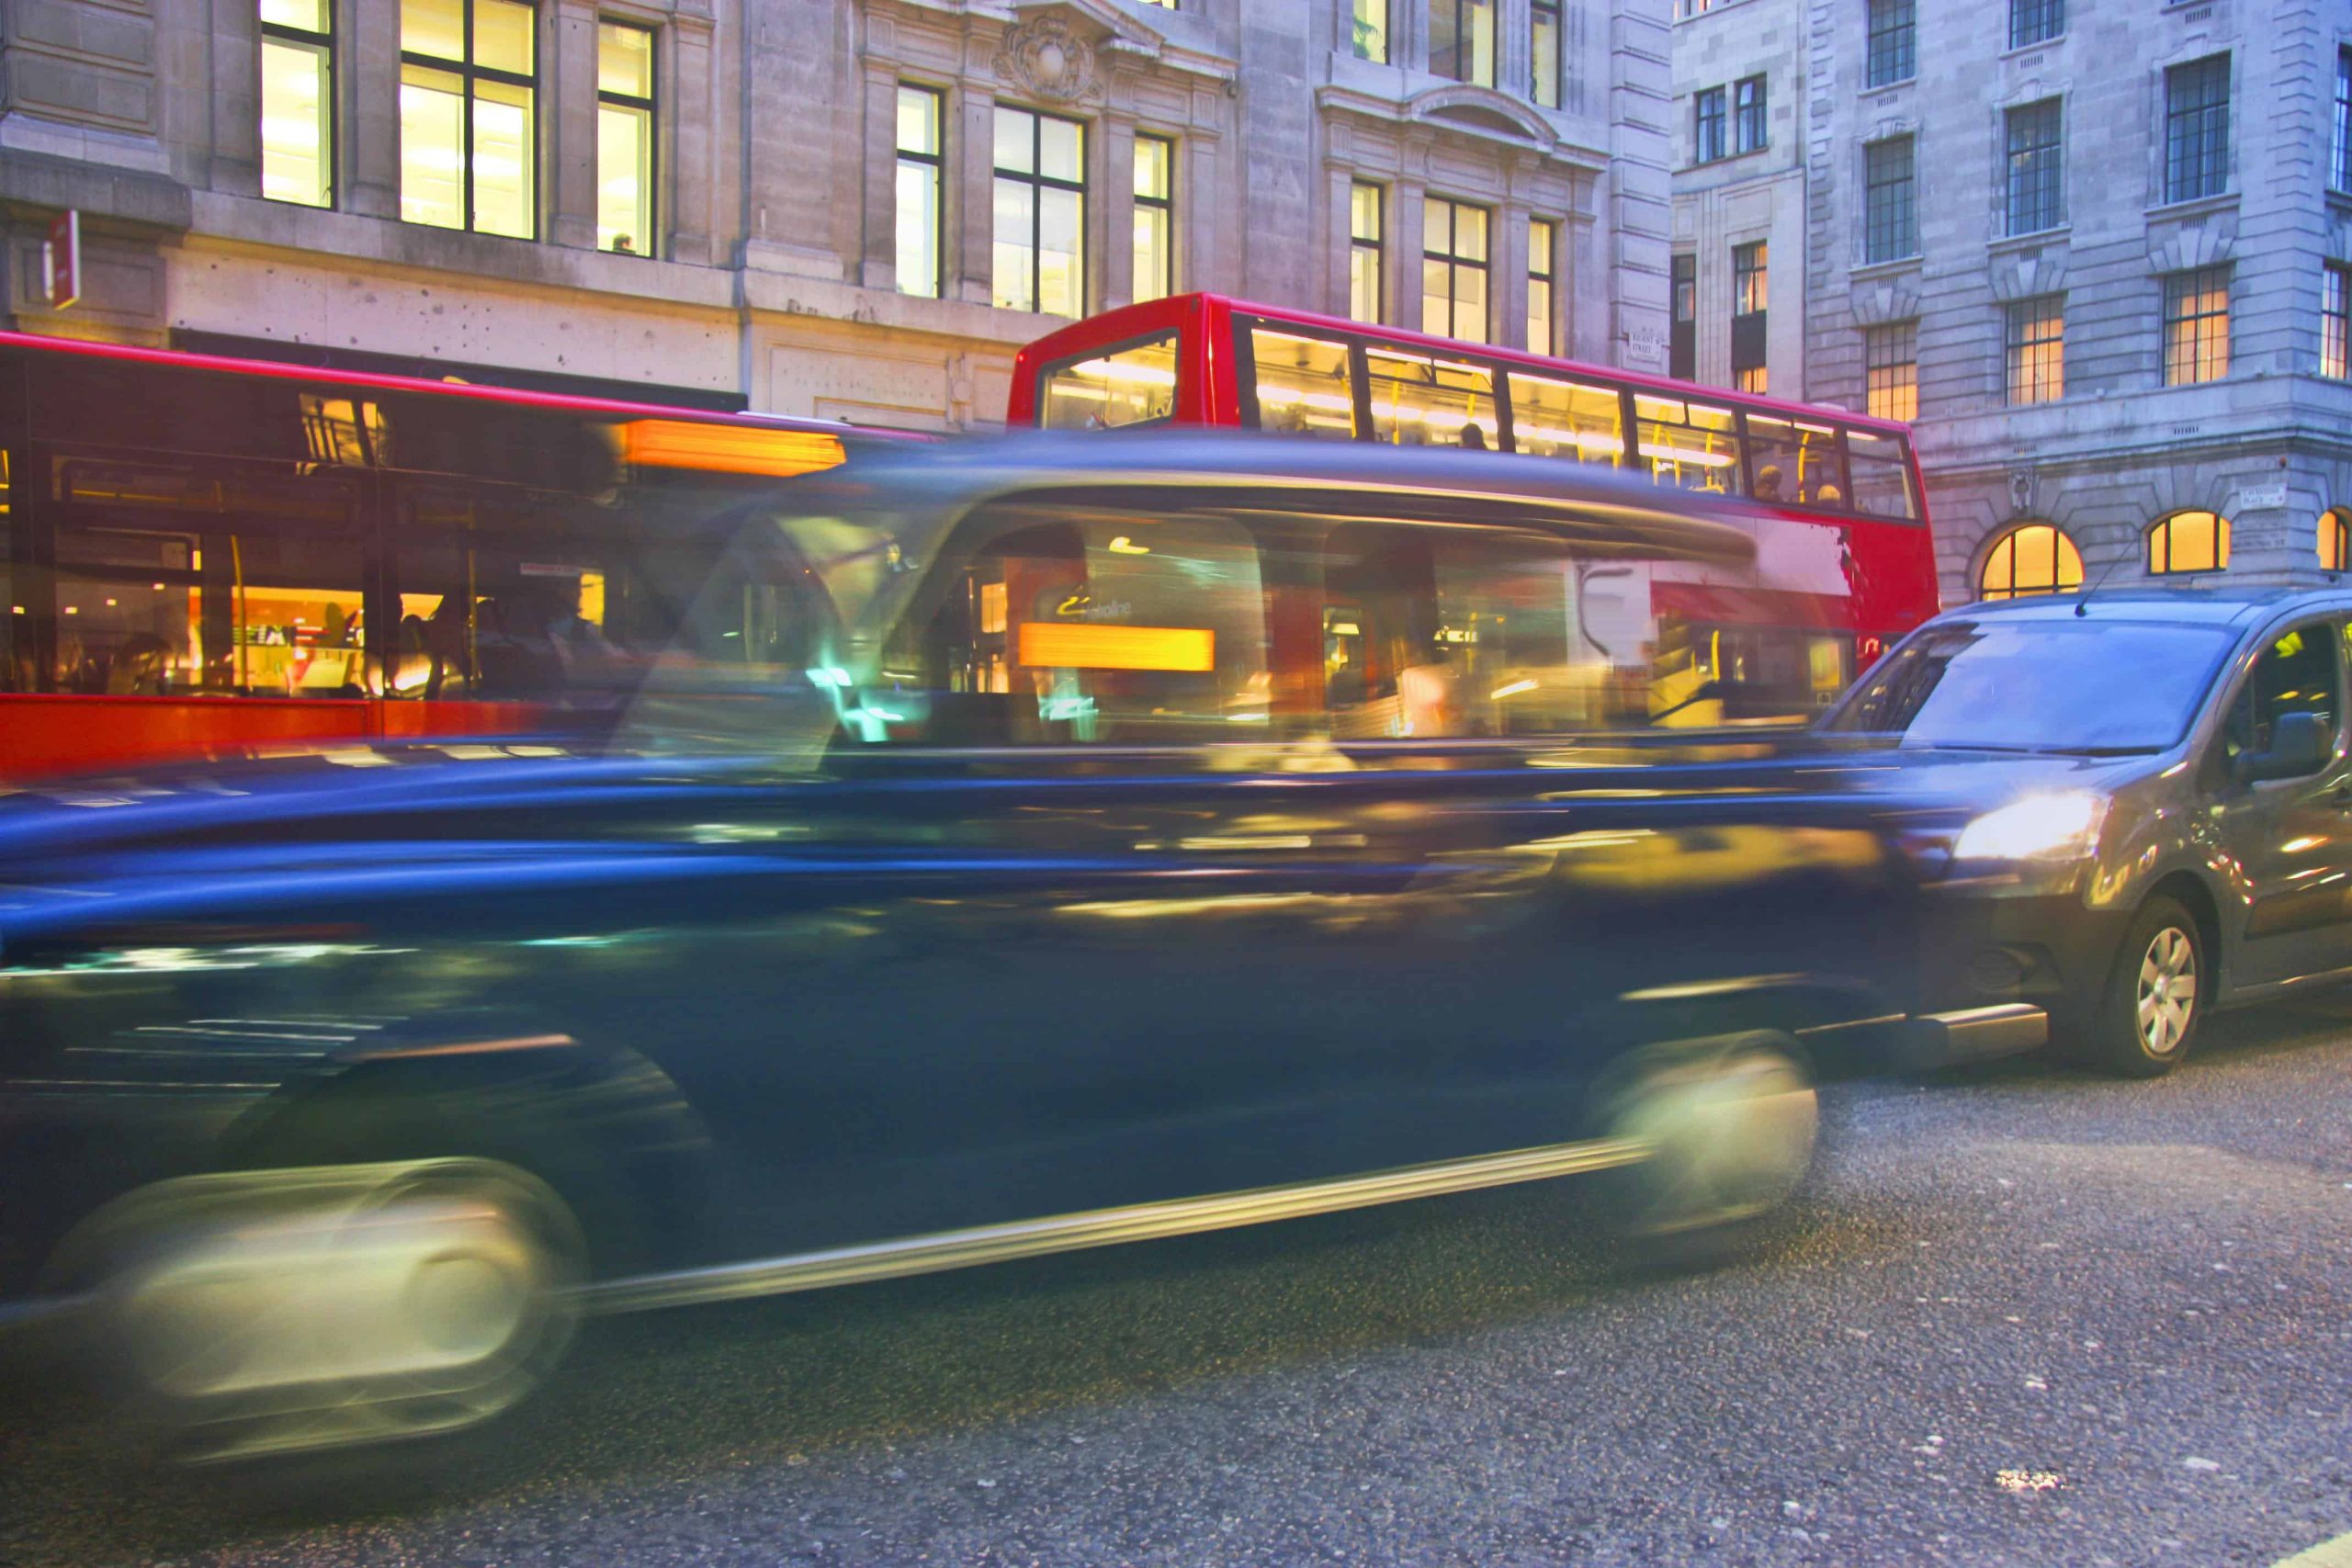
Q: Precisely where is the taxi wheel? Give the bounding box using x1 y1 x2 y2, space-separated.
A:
56 1157 585 1467
2082 895 2204 1078
1588 1032 1818 1269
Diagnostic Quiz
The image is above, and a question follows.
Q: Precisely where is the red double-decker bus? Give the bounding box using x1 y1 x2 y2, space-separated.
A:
1009 294 1939 728
0 331 915 781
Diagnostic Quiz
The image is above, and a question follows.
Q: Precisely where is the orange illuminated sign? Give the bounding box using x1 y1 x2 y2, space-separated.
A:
1017 623 1216 672
619 419 845 478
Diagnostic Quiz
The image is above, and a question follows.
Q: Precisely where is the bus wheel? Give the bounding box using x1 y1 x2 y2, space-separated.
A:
1589 1032 1817 1268
58 1157 585 1466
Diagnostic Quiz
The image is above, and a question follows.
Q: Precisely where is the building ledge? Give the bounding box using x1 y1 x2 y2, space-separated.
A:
1849 255 1922 284
2143 191 2238 225
0 146 189 232
1987 223 2070 258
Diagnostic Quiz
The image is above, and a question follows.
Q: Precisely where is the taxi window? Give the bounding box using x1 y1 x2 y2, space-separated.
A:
869 512 1269 744
1249 330 1356 440
2222 621 2341 770
1039 334 1179 430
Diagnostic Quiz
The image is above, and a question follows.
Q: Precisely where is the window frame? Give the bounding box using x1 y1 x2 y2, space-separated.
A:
2004 97 2063 237
1429 0 1496 87
1694 86 1728 164
1526 217 1556 355
1864 321 1917 422
2324 261 2350 382
1731 240 1767 395
2163 53 2231 205
1531 0 1562 109
1733 75 1768 155
595 18 657 257
2004 295 2065 406
1132 131 1176 306
895 83 946 299
992 104 1090 319
2322 509 2352 573
1420 197 1491 344
1349 181 1385 325
2334 46 2351 196
1863 135 1917 265
1865 0 1916 89
2007 0 2063 51
2163 265 2232 387
1977 522 2084 601
1669 252 1696 381
1352 0 1390 63
260 0 335 209
399 0 541 239
2146 509 2233 576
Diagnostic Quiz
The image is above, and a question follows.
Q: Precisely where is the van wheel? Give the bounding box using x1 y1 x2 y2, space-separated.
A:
2081 895 2204 1077
54 1158 584 1466
1588 1032 1818 1269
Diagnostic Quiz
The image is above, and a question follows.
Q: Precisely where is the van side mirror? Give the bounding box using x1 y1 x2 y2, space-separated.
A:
2234 709 2333 784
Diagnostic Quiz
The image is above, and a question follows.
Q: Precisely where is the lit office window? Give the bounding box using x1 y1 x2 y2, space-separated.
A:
896 85 944 298
1350 182 1385 323
1527 219 1555 355
1866 0 1915 88
1864 321 1917 421
1352 0 1389 62
2005 98 2061 235
596 21 653 254
1430 0 1495 86
2007 0 2062 50
993 106 1087 318
1421 197 1489 344
2005 296 2064 405
2322 509 2352 572
2324 262 2349 381
1731 241 1767 394
1863 136 1916 263
2163 266 2231 386
2147 511 2231 575
2164 54 2230 203
400 0 537 238
1532 0 1561 108
1693 86 1727 163
1734 75 1767 154
1979 524 2083 601
1133 134 1174 304
260 1 334 209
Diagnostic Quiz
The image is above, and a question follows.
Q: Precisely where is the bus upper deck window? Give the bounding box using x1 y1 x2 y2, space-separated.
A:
1633 394 1743 497
1249 330 1356 440
1507 374 1623 466
1041 333 1179 430
1364 350 1495 449
1844 429 1919 521
1742 413 1848 507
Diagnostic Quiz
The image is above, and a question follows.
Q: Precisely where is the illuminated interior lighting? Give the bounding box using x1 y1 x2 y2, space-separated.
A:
620 420 846 479
62 605 79 615
152 581 166 591
1017 622 1215 672
1106 536 1151 555
1490 679 1538 699
1640 444 1738 467
104 598 119 607
1069 358 1177 387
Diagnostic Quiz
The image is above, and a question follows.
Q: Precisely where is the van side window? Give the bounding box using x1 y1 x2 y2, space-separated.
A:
871 513 1269 745
2222 621 2340 770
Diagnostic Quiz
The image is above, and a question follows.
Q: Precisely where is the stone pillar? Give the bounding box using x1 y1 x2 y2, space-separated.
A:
1494 0 1530 99
857 62 900 290
1101 114 1136 308
1393 174 1426 332
954 87 998 305
208 2 263 197
1496 201 1529 353
1182 131 1220 295
547 1 599 249
1323 161 1357 316
666 6 717 266
345 0 401 220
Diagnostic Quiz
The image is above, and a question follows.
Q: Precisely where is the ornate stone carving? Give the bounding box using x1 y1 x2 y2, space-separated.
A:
996 17 1099 105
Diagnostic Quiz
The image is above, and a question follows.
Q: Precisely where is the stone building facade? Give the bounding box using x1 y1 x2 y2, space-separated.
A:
1670 0 2352 608
0 0 1673 429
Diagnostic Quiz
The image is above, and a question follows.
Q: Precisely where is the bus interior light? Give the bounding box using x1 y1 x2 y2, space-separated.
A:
620 420 847 479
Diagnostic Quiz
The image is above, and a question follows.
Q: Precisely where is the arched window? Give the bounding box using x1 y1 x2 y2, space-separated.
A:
2322 509 2352 572
1978 523 2084 601
2146 511 2231 575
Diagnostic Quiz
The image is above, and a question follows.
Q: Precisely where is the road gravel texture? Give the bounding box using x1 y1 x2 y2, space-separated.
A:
5 1001 2349 1568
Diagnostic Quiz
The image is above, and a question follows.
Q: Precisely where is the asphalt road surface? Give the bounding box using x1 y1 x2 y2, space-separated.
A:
6 1001 2350 1568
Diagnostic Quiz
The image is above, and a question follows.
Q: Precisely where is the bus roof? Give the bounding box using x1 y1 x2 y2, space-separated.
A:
0 329 923 441
1012 293 1917 437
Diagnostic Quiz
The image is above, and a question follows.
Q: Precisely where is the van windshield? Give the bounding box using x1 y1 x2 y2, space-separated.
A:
1820 619 2238 752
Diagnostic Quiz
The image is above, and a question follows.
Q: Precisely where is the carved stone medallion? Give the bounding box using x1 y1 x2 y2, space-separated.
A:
997 16 1098 104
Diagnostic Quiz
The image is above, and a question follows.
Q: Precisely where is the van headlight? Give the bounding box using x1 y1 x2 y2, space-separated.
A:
1953 791 2109 862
